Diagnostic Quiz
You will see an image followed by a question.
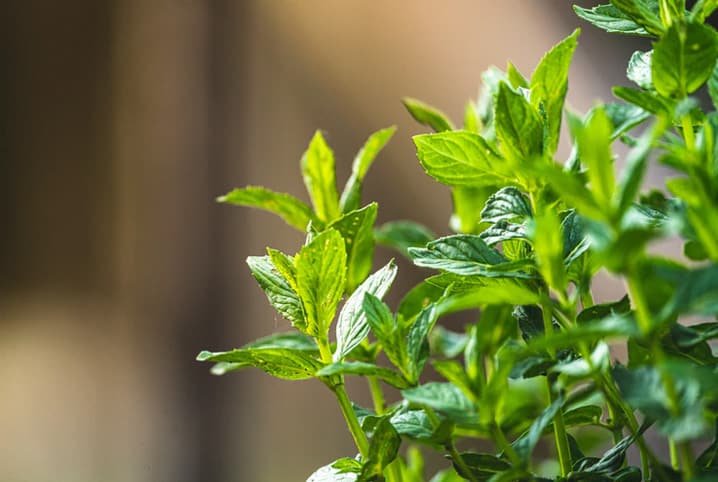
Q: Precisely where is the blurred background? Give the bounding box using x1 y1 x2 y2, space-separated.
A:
1 1 648 481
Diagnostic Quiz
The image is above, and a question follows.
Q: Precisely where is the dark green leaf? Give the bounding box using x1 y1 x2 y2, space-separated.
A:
432 359 477 402
406 304 440 382
610 0 664 35
340 127 396 213
413 131 510 188
573 433 635 475
530 29 580 154
335 261 397 361
710 61 718 109
480 187 532 224
358 417 401 482
563 405 604 427
577 295 631 323
562 210 590 265
218 186 315 230
603 102 651 138
402 382 477 423
317 361 409 389
374 220 435 257
613 86 671 114
246 255 307 332
652 21 718 98
495 82 544 162
427 273 541 307
430 325 467 359
449 452 511 481
197 347 323 380
390 409 453 444
403 97 454 133
696 420 718 469
328 203 378 292
573 4 651 36
295 229 347 338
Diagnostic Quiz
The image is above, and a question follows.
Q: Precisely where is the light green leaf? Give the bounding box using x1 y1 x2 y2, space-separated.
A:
427 273 541 307
652 21 718 98
301 131 340 223
197 347 323 380
340 126 396 213
709 61 718 110
413 131 510 188
604 102 651 138
450 186 494 234
530 29 580 154
328 203 378 292
691 0 718 22
307 463 358 482
246 255 307 332
317 361 409 389
480 187 532 224
402 382 477 423
374 220 435 257
610 0 664 35
363 293 409 377
495 82 544 162
463 101 480 134
574 106 615 208
507 62 529 89
573 4 651 36
406 304 440 382
529 210 567 293
334 261 397 361
295 229 347 338
613 86 672 114
432 359 476 402
402 97 454 132
430 325 467 359
627 50 653 89
390 409 452 444
243 332 318 352
659 0 685 26
218 186 315 230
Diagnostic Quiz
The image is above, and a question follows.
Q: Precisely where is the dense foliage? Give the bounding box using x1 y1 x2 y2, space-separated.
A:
198 1 718 480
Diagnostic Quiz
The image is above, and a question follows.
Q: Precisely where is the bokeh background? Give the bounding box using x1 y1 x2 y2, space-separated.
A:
1 1 649 481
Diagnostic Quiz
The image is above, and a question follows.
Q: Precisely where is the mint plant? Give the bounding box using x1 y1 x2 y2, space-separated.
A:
198 2 718 480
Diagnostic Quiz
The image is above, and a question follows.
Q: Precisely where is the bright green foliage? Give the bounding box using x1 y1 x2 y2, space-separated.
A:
199 5 718 481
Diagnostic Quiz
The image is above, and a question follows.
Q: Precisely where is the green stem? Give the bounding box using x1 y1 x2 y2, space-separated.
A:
317 336 333 364
680 440 695 479
547 378 572 477
368 376 386 415
669 439 679 470
333 382 370 458
682 114 695 152
491 423 521 466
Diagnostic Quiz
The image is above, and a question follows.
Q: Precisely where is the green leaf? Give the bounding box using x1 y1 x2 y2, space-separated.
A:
652 21 718 98
402 97 454 133
613 86 672 114
427 273 541 307
295 229 347 338
696 420 718 470
627 50 653 89
573 4 651 36
358 417 401 482
573 106 615 208
709 61 718 109
530 29 580 154
659 0 685 26
334 261 397 361
328 203 378 292
660 264 718 319
317 361 409 389
307 463 358 482
218 186 315 231
301 131 341 223
374 221 435 257
413 131 510 188
573 433 636 475
340 126 396 213
464 101 480 134
691 0 718 22
507 62 529 89
409 234 532 278
402 382 477 423
563 405 604 427
604 102 651 138
528 314 640 353
406 304 441 382
390 409 452 444
577 295 631 323
449 453 512 481
243 332 318 352
495 82 544 162
450 186 494 234
610 0 664 35
562 210 590 265
430 326 467 359
246 255 307 332
432 359 477 403
480 187 532 224
197 347 323 380
513 393 565 463
529 210 567 293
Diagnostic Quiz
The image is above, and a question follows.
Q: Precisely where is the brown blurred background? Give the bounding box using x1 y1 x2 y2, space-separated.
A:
1 1 645 481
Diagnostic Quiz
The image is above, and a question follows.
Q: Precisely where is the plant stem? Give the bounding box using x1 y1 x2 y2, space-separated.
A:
680 440 695 479
491 423 521 466
547 378 572 477
317 336 334 364
332 381 370 458
669 438 679 470
368 376 386 415
682 114 695 151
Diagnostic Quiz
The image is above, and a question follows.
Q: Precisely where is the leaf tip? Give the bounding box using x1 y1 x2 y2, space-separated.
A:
196 350 212 362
